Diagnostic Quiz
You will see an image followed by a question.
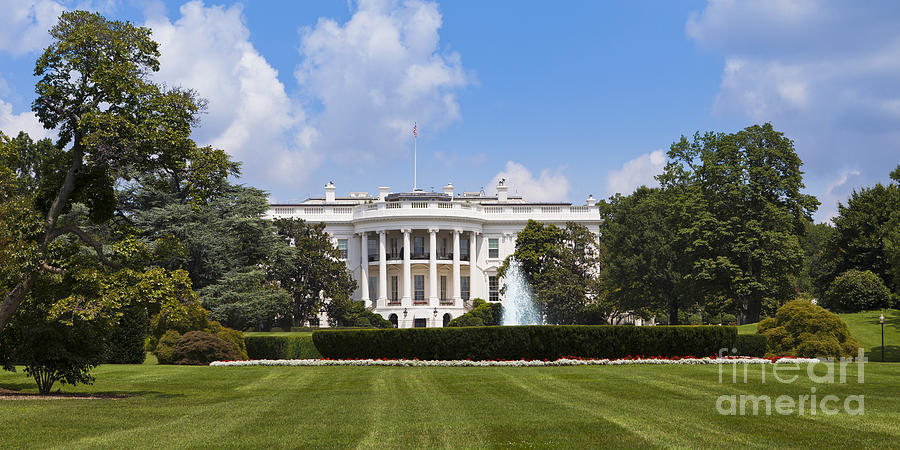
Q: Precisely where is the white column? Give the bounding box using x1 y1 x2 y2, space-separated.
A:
402 229 411 305
452 229 461 304
429 228 438 305
470 230 480 302
378 231 387 307
360 233 369 304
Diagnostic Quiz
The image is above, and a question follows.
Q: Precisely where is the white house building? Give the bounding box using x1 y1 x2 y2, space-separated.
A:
266 180 602 328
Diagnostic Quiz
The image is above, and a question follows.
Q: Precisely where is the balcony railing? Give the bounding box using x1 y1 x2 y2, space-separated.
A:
439 298 453 306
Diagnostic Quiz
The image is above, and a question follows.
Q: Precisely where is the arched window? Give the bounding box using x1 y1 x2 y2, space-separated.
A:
442 313 451 327
389 313 398 328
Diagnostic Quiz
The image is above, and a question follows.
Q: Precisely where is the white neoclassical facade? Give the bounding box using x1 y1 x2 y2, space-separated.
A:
266 181 602 328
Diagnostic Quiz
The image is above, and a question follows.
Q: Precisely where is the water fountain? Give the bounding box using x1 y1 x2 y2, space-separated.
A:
500 258 542 325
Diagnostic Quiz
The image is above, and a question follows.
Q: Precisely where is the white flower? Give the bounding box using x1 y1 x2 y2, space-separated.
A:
209 356 820 367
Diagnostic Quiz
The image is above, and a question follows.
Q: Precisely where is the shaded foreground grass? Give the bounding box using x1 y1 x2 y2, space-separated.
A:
2 363 899 448
738 309 900 362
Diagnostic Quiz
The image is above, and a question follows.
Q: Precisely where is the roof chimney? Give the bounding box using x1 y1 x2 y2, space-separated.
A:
443 182 454 196
497 179 508 203
325 181 336 203
378 186 390 202
586 194 596 206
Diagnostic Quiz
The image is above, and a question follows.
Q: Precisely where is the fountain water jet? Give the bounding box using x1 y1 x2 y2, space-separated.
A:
500 258 542 325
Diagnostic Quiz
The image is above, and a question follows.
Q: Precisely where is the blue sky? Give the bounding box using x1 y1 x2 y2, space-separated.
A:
1 0 898 222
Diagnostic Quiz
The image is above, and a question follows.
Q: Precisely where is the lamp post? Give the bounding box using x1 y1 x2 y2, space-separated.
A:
880 314 885 363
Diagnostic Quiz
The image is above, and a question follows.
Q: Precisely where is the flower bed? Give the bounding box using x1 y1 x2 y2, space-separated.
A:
210 356 818 367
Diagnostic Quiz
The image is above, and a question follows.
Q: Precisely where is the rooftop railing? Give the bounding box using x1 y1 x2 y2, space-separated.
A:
267 201 600 220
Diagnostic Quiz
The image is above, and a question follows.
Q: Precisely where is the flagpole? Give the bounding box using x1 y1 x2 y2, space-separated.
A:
413 122 417 191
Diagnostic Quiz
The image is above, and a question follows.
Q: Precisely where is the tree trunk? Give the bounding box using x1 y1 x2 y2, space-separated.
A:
738 296 761 324
0 273 36 332
0 143 83 334
668 305 679 325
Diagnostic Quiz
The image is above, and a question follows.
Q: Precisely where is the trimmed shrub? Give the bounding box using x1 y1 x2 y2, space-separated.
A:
734 334 767 357
312 325 736 361
206 321 249 360
758 299 859 359
171 331 241 365
103 306 149 364
244 335 322 359
447 299 501 327
154 330 181 365
824 269 892 313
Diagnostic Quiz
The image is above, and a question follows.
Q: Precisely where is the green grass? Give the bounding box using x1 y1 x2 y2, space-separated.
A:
737 309 900 362
1 363 898 447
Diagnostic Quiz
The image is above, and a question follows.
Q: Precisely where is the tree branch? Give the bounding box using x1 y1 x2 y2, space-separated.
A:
54 224 122 270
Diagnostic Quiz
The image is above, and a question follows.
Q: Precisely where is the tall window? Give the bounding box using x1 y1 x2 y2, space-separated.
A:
338 239 348 259
441 238 448 256
367 238 377 259
488 238 499 258
368 277 377 301
390 238 398 255
390 276 399 302
461 238 470 259
489 275 499 301
414 236 425 256
414 275 425 301
461 276 470 300
440 276 447 299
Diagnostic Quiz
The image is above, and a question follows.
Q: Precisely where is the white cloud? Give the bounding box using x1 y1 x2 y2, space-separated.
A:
605 150 666 197
0 98 53 140
687 0 900 222
145 1 315 186
489 161 570 202
295 0 468 164
0 0 65 55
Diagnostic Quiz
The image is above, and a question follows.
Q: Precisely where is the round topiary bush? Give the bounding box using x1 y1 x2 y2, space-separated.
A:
758 299 859 359
154 330 181 364
171 331 241 365
824 269 893 313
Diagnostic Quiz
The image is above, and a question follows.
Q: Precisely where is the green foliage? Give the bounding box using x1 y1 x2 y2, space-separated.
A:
202 269 292 331
324 297 392 328
660 124 818 323
501 220 605 324
313 325 736 361
824 167 900 296
600 186 695 324
758 299 859 359
171 331 240 365
824 269 893 313
154 330 181 365
205 321 249 360
103 305 148 364
447 298 500 326
798 222 837 296
244 335 322 359
733 334 767 357
270 218 357 325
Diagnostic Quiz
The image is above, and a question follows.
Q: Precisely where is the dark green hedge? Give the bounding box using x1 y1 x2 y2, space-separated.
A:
733 334 767 357
312 325 737 361
244 335 322 359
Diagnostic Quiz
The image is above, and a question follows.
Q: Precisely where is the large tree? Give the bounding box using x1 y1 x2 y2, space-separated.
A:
0 11 233 332
501 220 605 324
270 218 356 326
662 124 819 324
823 165 900 295
599 186 696 325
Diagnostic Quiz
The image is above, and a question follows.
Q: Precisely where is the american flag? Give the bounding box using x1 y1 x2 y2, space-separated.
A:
413 122 417 139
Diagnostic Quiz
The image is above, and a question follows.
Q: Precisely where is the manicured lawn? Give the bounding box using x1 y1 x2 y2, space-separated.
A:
1 363 899 447
738 309 900 362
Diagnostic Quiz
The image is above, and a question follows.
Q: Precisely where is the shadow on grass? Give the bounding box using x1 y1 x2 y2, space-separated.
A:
1 382 185 399
866 345 900 363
